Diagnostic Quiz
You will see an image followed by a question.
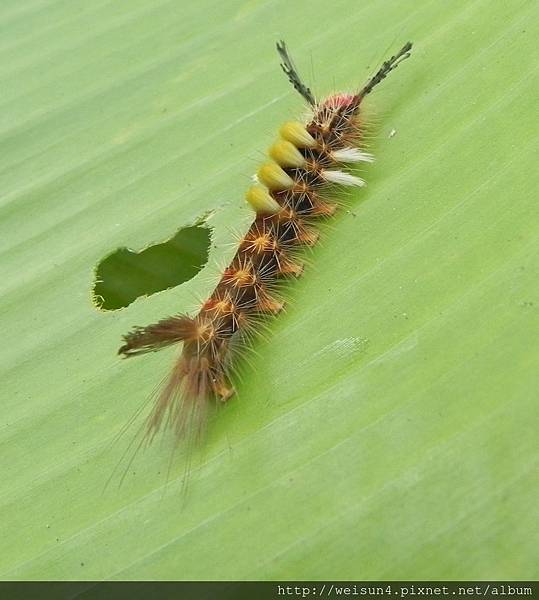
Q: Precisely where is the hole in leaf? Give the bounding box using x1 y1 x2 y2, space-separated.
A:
93 225 211 311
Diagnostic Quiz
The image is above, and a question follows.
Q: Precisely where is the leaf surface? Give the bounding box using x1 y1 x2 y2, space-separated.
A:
1 0 537 580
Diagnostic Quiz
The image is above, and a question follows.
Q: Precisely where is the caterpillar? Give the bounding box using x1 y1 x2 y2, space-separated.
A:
119 41 413 446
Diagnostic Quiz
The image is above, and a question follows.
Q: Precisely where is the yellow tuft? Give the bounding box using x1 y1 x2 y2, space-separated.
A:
245 185 281 214
257 162 294 191
269 140 306 168
279 121 317 148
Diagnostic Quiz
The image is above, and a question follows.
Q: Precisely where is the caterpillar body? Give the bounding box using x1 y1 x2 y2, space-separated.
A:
119 41 413 445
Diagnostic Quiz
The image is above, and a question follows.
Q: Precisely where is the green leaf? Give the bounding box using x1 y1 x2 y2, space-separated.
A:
1 0 537 580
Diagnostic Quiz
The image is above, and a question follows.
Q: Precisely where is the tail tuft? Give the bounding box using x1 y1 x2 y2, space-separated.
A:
145 348 232 444
119 314 197 357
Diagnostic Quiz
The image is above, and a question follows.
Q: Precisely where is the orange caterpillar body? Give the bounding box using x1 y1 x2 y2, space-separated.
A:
119 41 413 443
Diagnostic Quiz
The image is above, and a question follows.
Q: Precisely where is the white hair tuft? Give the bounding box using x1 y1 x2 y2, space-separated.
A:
322 170 366 187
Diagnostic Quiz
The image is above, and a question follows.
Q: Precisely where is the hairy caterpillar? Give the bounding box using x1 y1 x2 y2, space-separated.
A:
119 41 413 447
